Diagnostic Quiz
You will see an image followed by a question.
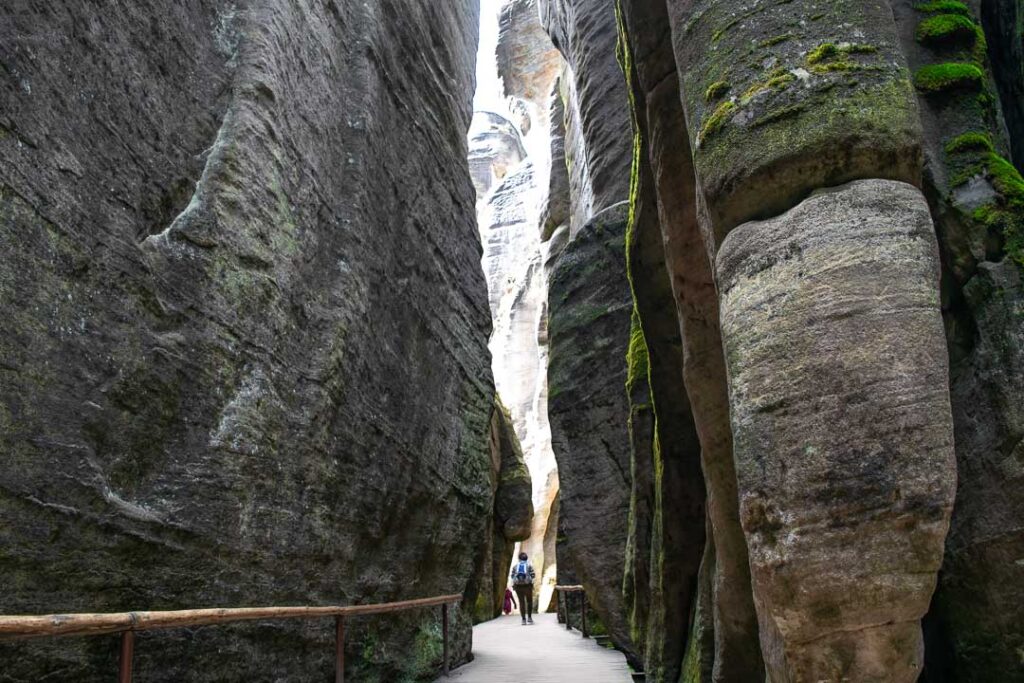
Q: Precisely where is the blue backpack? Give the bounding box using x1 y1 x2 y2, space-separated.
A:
513 560 531 585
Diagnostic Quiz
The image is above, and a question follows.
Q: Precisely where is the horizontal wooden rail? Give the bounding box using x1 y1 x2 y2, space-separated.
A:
0 593 461 640
0 593 461 683
553 584 585 592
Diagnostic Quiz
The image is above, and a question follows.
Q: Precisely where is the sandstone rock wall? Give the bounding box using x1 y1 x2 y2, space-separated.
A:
887 1 1024 678
479 0 1024 677
0 1 491 680
470 398 534 623
546 203 638 665
509 0 1022 678
618 1 965 680
537 0 642 658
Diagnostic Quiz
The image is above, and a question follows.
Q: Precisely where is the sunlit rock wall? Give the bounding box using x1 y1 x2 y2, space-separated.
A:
472 0 564 614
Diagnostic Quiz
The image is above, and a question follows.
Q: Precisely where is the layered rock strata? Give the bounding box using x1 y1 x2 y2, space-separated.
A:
718 180 955 682
0 1 490 680
616 1 961 680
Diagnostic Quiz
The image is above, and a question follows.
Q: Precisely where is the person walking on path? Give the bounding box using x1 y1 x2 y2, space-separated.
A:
510 552 536 625
503 586 517 616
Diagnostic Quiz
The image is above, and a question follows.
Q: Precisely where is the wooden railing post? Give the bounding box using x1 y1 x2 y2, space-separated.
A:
565 591 571 631
118 630 134 683
441 603 449 677
581 594 588 639
335 616 345 683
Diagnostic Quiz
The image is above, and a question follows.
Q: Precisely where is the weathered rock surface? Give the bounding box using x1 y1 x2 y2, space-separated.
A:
539 78 571 240
668 0 923 245
547 203 638 665
468 111 527 203
471 398 534 623
497 0 562 112
620 64 707 683
885 4 1024 678
493 401 534 543
717 179 957 682
0 1 491 680
617 2 764 678
539 0 633 222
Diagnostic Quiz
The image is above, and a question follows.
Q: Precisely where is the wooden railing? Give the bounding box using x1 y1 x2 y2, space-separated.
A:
554 584 588 638
0 593 462 682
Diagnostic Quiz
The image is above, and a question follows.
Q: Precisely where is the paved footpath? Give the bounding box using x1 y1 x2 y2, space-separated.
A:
440 612 633 682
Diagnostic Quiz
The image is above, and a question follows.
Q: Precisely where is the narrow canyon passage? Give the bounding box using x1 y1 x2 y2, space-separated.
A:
442 613 632 682
1 0 1023 681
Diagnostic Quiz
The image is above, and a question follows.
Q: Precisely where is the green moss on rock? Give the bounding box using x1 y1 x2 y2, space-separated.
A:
698 100 736 145
807 43 839 64
626 309 650 393
704 80 731 102
945 131 994 154
915 0 970 15
913 62 983 92
760 34 794 48
915 13 979 46
963 153 1024 267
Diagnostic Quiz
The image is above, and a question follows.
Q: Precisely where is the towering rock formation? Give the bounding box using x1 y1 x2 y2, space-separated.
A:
0 1 492 680
512 0 1022 678
536 0 648 662
617 2 766 678
623 1 958 679
547 203 636 662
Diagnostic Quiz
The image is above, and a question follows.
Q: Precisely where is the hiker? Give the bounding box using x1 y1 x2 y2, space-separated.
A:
503 586 517 616
510 551 536 624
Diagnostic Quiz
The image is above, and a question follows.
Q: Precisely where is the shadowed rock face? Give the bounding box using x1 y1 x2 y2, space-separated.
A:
617 1 764 680
471 398 534 623
981 0 1024 170
884 3 1024 678
547 203 638 665
0 1 491 680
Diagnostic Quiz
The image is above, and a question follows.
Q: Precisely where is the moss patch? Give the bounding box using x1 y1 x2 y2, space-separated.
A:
704 80 731 102
807 42 876 66
963 153 1024 267
760 33 794 48
807 43 839 64
916 13 979 46
915 0 970 15
742 69 795 100
626 309 650 394
698 100 736 145
946 132 994 155
913 62 983 92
